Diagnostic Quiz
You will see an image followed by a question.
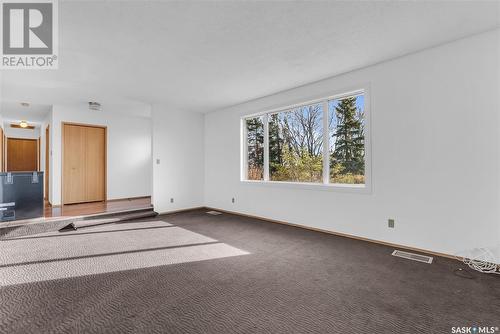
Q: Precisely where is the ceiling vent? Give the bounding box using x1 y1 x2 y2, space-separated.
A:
88 102 101 111
392 250 433 264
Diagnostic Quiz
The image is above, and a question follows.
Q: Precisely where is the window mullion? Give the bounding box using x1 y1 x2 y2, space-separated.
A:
263 113 270 181
322 100 329 184
242 119 248 181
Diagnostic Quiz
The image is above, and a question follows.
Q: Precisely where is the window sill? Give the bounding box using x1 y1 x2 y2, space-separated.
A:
240 180 372 194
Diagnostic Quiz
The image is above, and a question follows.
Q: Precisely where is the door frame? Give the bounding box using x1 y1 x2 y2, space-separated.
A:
61 122 107 205
37 137 41 171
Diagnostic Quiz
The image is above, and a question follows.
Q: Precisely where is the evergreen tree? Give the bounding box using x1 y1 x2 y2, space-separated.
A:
246 117 264 179
331 97 364 175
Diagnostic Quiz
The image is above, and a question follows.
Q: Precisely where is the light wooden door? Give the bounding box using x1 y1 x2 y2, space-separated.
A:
7 138 38 171
2 133 5 172
0 128 3 172
85 126 106 202
63 124 106 204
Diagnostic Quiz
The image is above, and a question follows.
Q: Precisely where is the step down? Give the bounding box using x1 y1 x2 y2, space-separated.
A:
59 210 158 232
0 207 157 239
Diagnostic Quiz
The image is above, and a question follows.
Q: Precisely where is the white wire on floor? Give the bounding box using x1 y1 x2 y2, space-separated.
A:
457 247 500 275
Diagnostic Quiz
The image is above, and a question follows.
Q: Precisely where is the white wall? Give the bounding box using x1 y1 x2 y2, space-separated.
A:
46 111 54 202
204 29 500 256
50 104 152 205
0 71 2 130
497 29 500 256
39 111 52 199
152 106 204 213
3 125 40 139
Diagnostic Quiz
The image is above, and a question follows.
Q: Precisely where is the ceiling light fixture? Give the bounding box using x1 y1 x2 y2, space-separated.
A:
19 120 28 128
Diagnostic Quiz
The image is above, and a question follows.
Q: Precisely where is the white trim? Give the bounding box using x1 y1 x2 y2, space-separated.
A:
242 85 367 118
240 180 370 194
321 100 329 185
263 113 269 181
362 84 373 193
240 84 372 193
240 118 248 181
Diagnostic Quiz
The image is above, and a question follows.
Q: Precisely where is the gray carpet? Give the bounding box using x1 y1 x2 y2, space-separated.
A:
0 209 499 333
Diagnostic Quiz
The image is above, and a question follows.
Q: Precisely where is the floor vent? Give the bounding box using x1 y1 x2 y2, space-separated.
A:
392 250 433 264
206 211 222 216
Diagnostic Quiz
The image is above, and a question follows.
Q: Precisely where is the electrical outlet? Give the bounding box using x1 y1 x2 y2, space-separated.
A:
231 197 235 204
156 159 160 164
388 219 395 228
170 198 174 203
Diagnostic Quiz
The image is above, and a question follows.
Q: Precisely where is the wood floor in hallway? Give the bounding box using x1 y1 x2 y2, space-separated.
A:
44 197 152 218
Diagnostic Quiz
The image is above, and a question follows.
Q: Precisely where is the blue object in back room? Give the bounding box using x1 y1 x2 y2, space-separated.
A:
0 172 44 222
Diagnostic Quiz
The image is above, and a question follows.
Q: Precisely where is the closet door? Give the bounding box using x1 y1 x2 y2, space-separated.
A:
63 124 87 204
63 124 106 204
85 126 106 202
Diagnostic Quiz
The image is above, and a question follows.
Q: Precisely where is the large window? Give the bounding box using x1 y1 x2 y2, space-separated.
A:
243 89 369 189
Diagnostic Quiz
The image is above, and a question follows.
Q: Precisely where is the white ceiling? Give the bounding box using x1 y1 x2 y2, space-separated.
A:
1 1 499 114
1 101 51 124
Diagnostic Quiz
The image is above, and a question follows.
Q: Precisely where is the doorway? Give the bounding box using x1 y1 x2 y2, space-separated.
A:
45 125 50 200
62 123 106 205
6 138 38 171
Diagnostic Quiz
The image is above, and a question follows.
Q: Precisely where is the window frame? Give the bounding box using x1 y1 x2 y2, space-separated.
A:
241 84 372 193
